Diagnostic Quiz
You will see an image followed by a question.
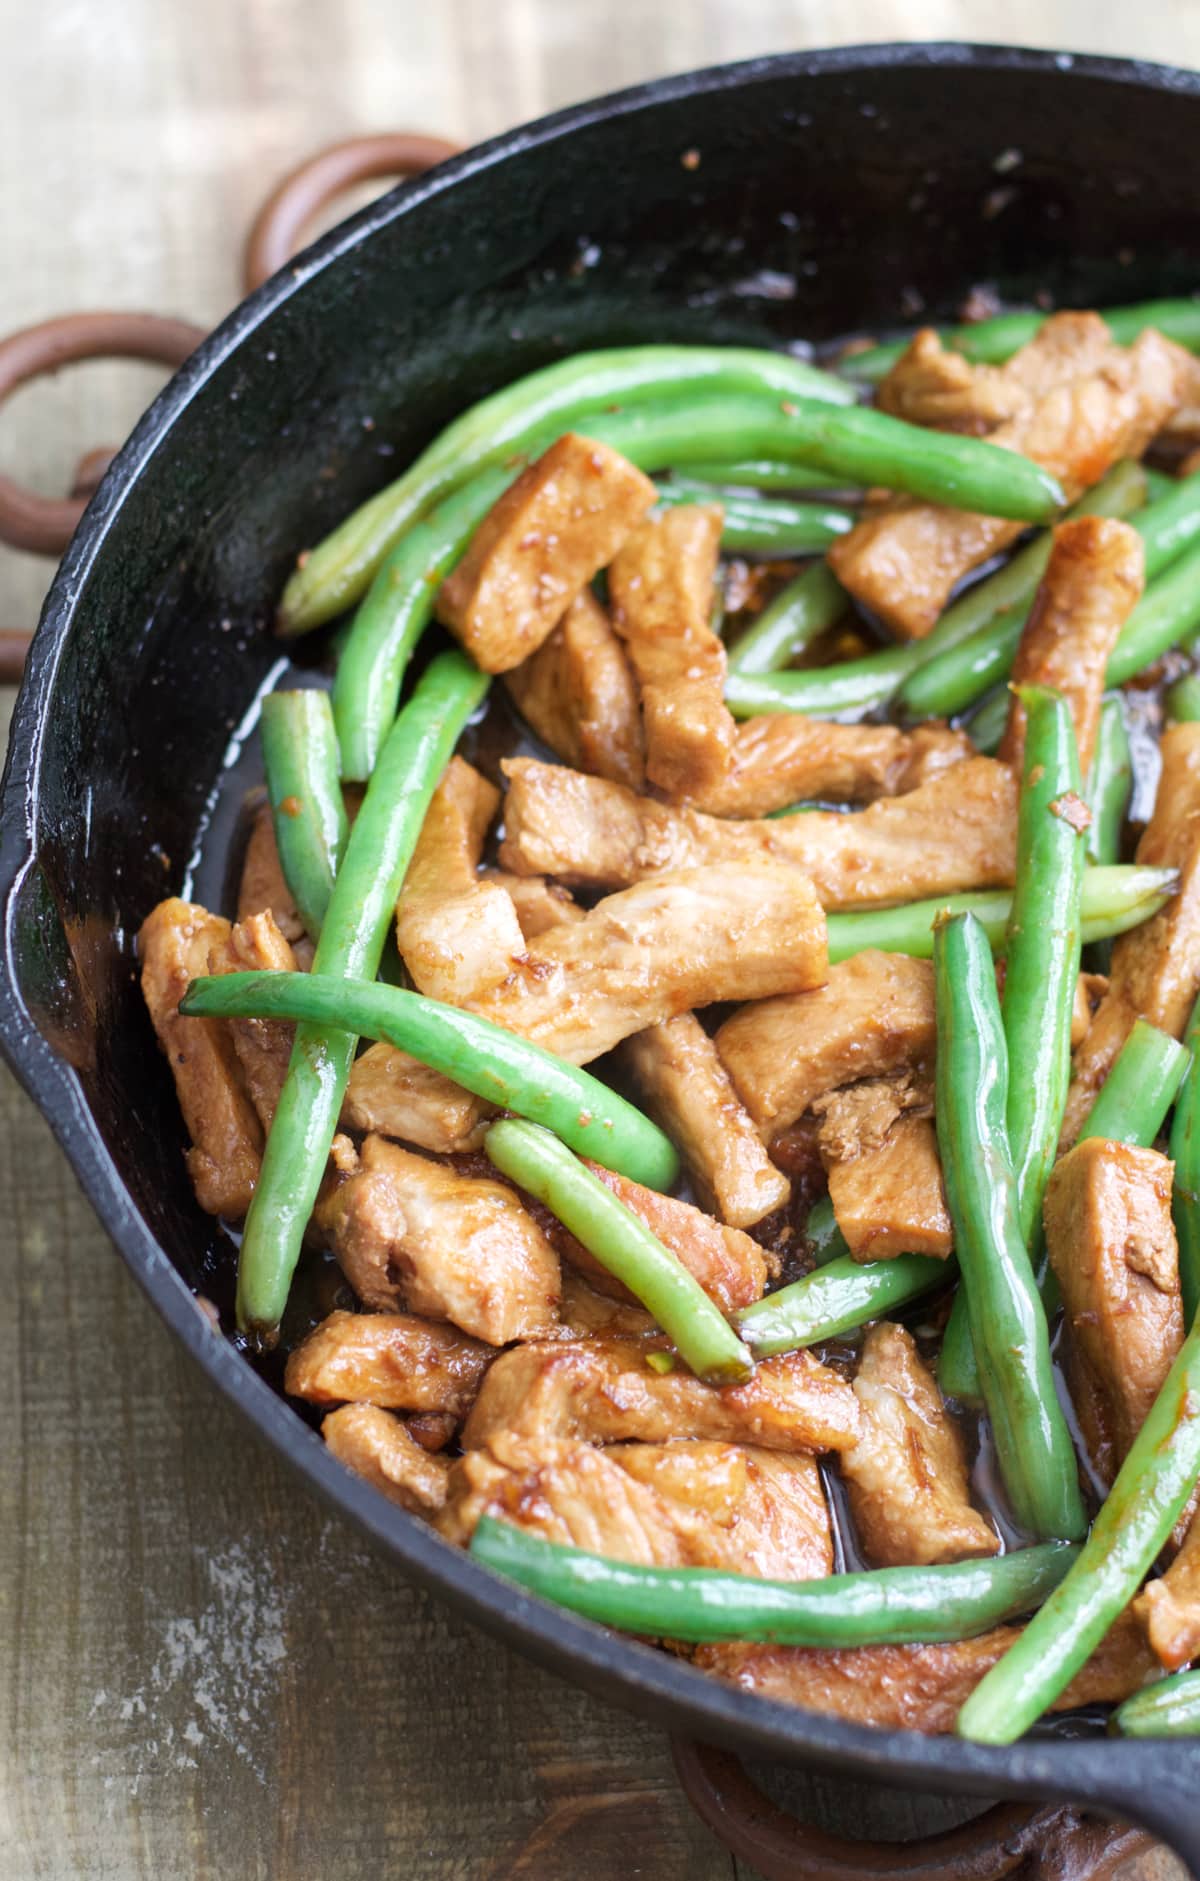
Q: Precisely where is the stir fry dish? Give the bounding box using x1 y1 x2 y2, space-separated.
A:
141 299 1200 1743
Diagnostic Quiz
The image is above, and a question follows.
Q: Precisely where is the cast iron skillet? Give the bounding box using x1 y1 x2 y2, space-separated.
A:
2 42 1199 1870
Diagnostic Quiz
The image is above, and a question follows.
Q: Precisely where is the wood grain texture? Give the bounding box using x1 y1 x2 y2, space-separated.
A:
0 2 1192 1875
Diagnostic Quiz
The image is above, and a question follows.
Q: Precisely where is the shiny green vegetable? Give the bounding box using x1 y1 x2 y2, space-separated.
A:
228 650 488 1343
841 297 1200 384
726 651 914 721
1112 1669 1200 1737
736 1252 948 1356
726 562 847 677
1106 534 1200 686
259 689 349 941
279 345 854 632
1169 991 1200 1326
181 974 679 1192
958 1317 1200 1742
966 687 1009 755
823 865 1176 964
1166 673 1200 724
1077 1019 1189 1149
682 456 851 492
484 1120 750 1385
471 1517 1078 1646
933 912 1087 1541
803 1193 851 1265
654 479 855 553
1084 697 1131 868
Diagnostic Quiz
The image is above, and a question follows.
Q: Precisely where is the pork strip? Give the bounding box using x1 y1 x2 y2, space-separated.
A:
841 1323 997 1565
623 1015 791 1227
504 587 645 791
821 1111 953 1262
498 755 1018 907
698 718 974 818
481 869 586 940
436 433 657 672
557 1270 657 1340
875 313 1117 436
284 1308 492 1415
138 898 263 1218
395 756 525 1004
1135 1512 1200 1671
342 1043 492 1154
208 908 298 1132
322 1403 452 1514
609 504 733 802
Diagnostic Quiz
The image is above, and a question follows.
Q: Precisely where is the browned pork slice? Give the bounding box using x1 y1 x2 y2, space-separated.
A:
608 503 732 802
715 953 935 1138
462 1337 861 1456
316 1135 561 1344
698 718 974 818
1135 1512 1200 1671
467 864 827 1064
998 516 1144 775
504 587 645 791
1157 347 1200 447
498 756 1017 907
557 1270 657 1339
437 433 657 672
342 1044 492 1154
238 802 313 966
840 1324 997 1565
695 1609 1156 1732
440 1436 832 1579
322 1403 452 1513
819 1105 953 1262
208 908 298 1132
395 756 525 1004
623 1015 791 1227
1062 722 1200 1142
285 1308 492 1415
875 312 1116 435
1044 1139 1183 1484
481 868 585 939
829 326 1183 639
535 1161 768 1314
139 898 263 1217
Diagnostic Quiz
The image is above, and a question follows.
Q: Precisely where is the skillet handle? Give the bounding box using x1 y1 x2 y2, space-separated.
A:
670 1740 1156 1880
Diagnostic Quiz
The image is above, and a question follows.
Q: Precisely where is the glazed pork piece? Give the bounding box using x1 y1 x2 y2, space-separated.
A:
498 756 1018 906
316 1134 562 1344
209 908 299 1132
715 952 935 1138
139 897 263 1217
285 1308 492 1416
462 1336 861 1456
503 587 645 791
1044 1139 1183 1483
830 321 1184 639
874 312 1116 436
436 432 657 672
818 1099 953 1262
482 868 585 939
997 516 1144 775
1062 721 1200 1142
623 1015 791 1227
1135 1510 1200 1671
238 800 312 960
840 1324 997 1565
465 863 828 1063
698 718 974 818
608 503 732 801
341 1045 492 1154
322 1403 452 1514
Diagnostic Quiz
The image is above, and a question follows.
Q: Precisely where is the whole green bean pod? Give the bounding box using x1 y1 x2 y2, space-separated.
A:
841 297 1200 383
726 563 847 678
1077 1019 1190 1149
1169 991 1200 1326
725 648 918 720
803 1193 851 1265
957 1319 1200 1742
681 456 851 492
736 1252 948 1356
259 690 349 941
967 687 1009 755
933 911 1087 1540
484 1120 750 1385
823 864 1175 965
279 345 854 632
1112 1669 1200 1737
471 1516 1078 1647
1166 673 1200 725
1084 697 1132 867
654 479 855 553
181 971 678 1192
1107 533 1200 685
231 650 488 1343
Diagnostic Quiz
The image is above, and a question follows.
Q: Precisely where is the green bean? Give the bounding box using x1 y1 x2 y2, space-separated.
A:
934 912 1087 1540
967 687 1009 755
726 649 918 721
1169 992 1200 1326
682 456 852 492
471 1516 1078 1647
1144 467 1180 503
736 1253 948 1356
279 346 854 632
1166 673 1200 724
654 479 855 553
483 1120 750 1384
726 563 847 678
1112 1669 1200 1736
259 690 349 941
804 1193 851 1265
181 972 678 1192
841 297 1200 384
1078 1019 1190 1148
1106 534 1200 686
823 865 1176 965
1084 697 1131 867
957 1316 1200 1742
229 650 488 1343
898 462 1151 719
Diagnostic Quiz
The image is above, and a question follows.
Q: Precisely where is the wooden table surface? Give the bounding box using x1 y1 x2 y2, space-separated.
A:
3 4 1199 1876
